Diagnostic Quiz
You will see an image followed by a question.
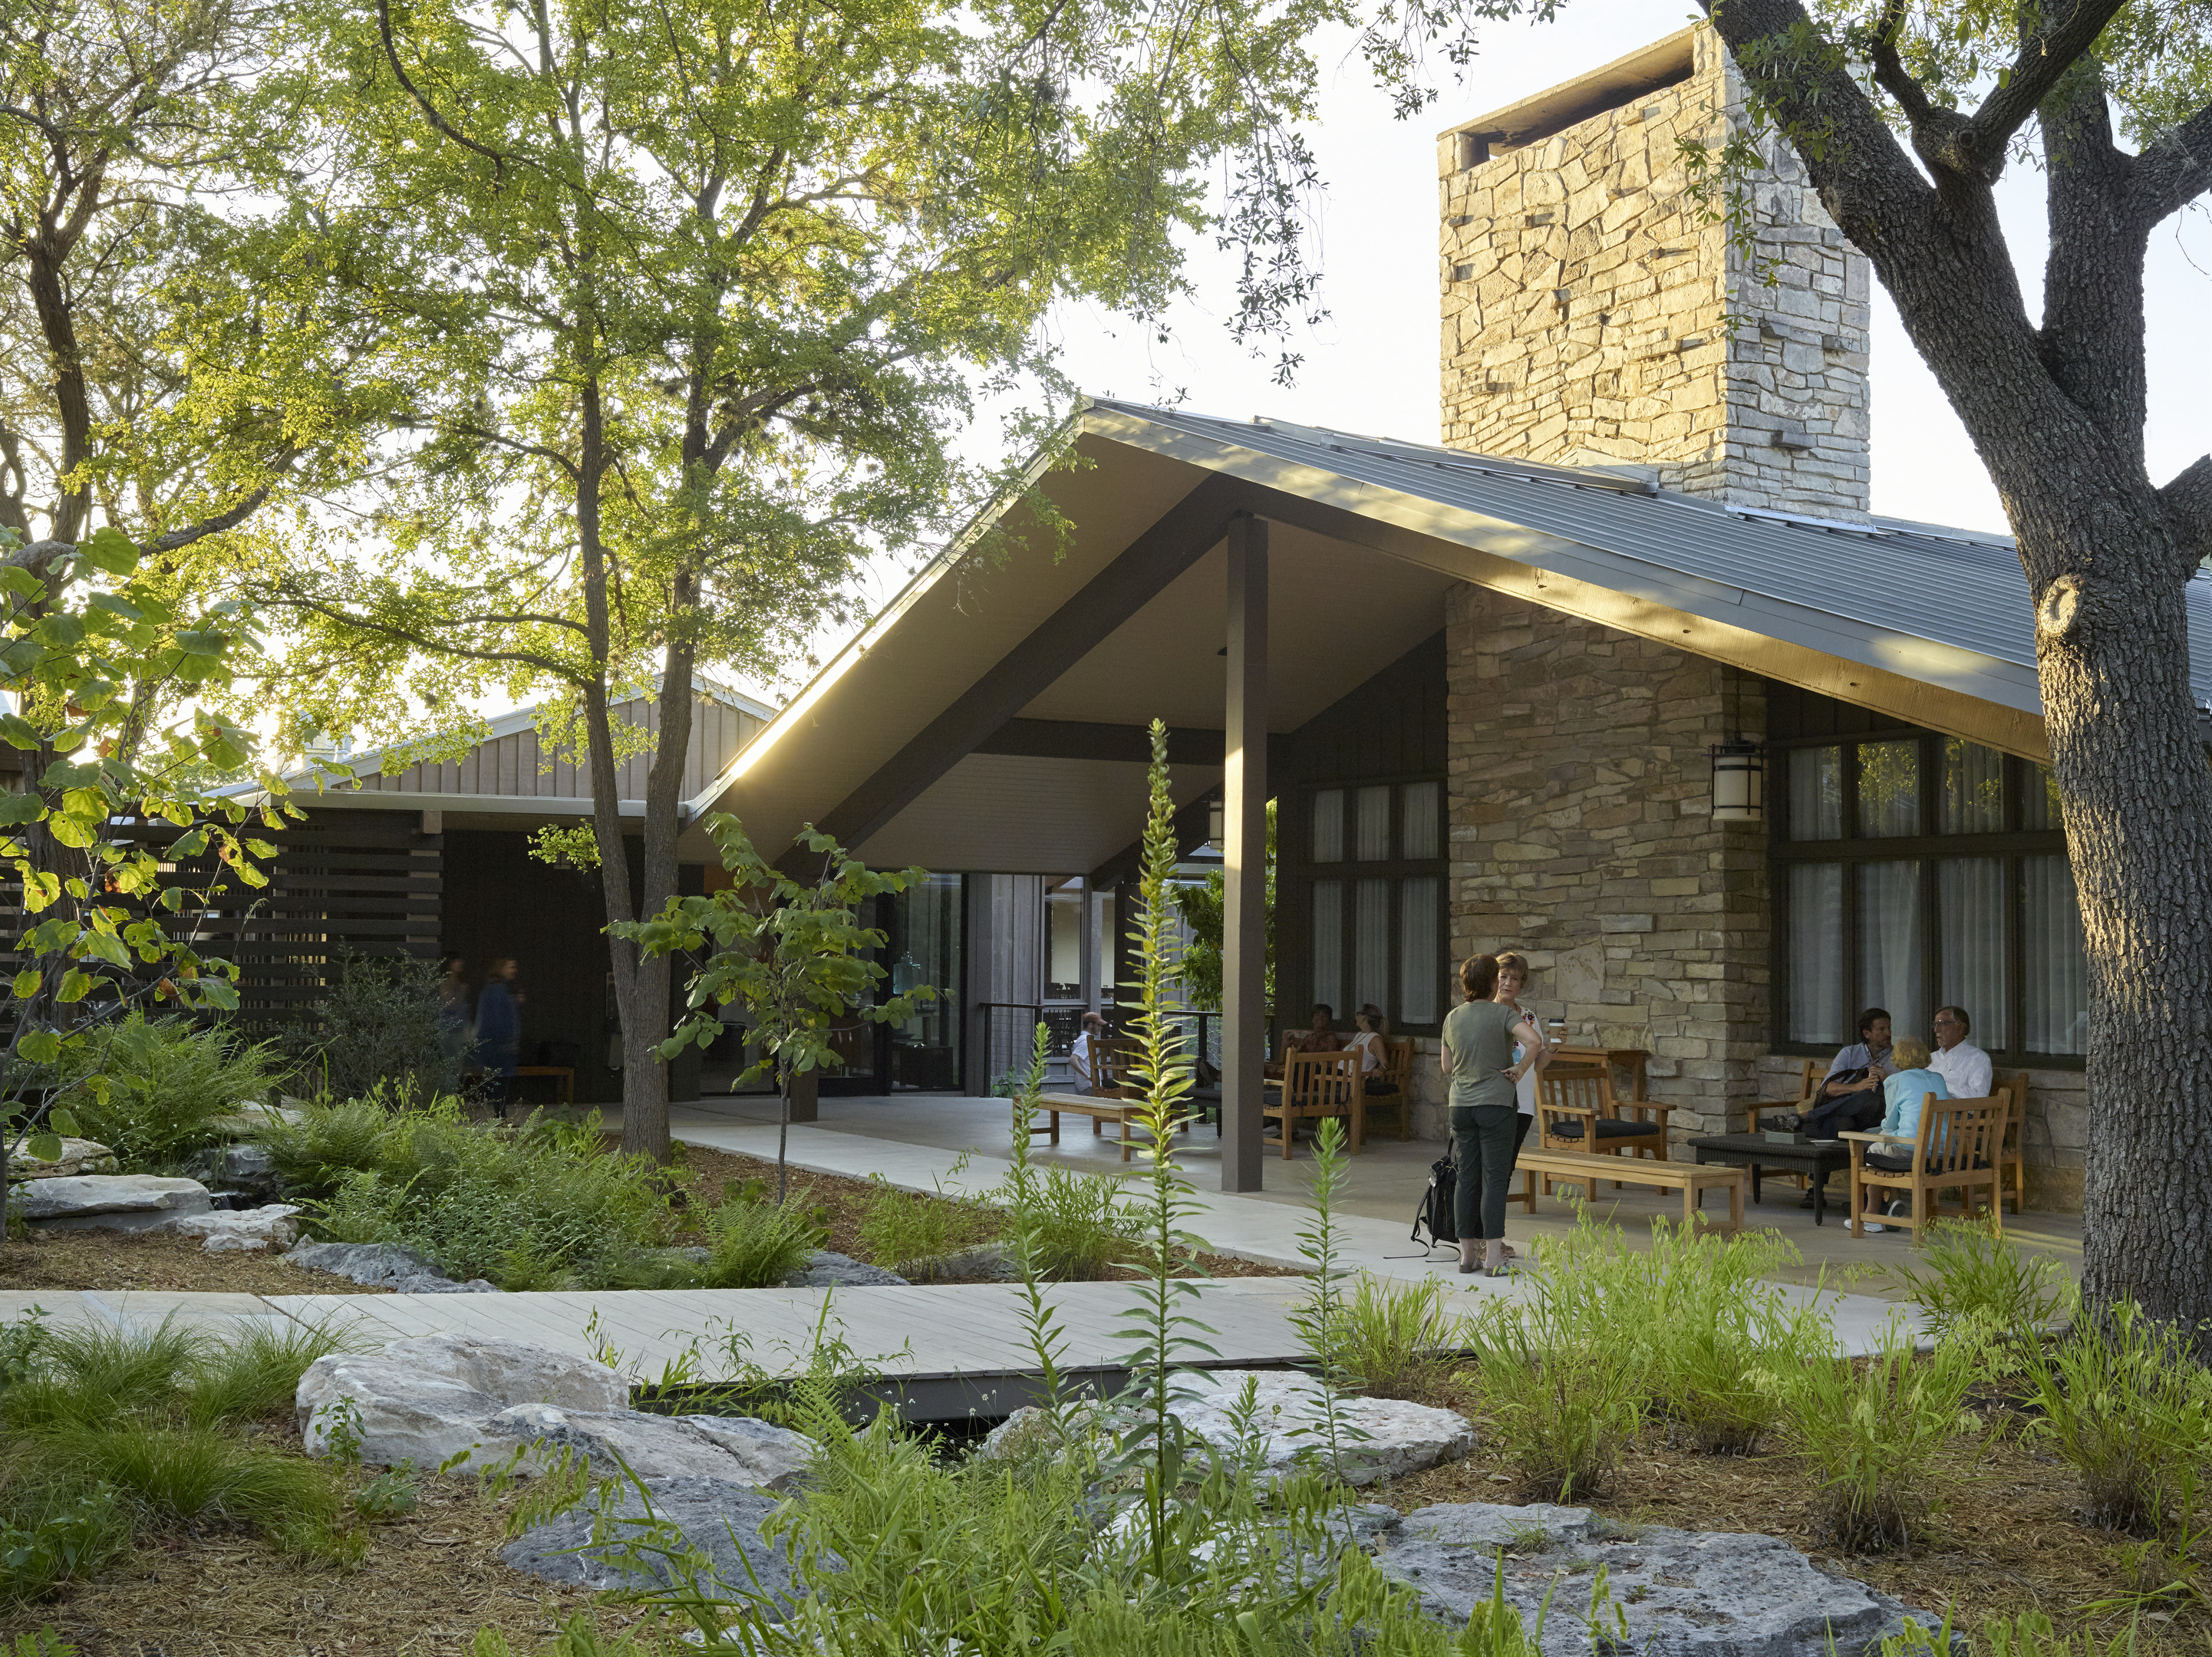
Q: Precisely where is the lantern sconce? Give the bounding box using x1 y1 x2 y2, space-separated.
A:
1710 740 1764 822
1206 795 1225 849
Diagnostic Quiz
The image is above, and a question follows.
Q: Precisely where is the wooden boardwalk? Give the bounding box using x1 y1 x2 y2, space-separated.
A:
0 1280 1316 1390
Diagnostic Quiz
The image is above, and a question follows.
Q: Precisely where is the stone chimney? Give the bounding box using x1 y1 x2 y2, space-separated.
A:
1436 26 1871 518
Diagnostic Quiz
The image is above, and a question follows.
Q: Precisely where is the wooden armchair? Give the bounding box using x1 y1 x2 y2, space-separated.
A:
1361 1038 1415 1141
1263 1049 1364 1158
1844 1093 2007 1244
1536 1067 1666 1192
1093 1036 1144 1099
1744 1059 1821 1134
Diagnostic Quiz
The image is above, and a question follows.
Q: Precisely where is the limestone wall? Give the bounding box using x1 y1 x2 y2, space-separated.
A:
1443 583 1770 1146
1437 26 1871 517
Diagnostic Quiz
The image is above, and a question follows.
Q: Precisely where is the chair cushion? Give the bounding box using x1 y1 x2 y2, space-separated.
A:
1551 1118 1660 1141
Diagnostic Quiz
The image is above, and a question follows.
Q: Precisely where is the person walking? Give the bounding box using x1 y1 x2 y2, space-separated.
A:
475 957 523 1120
1441 954 1546 1277
435 954 472 1084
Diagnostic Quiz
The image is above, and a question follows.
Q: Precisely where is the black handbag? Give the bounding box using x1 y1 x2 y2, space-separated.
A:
1412 1148 1459 1247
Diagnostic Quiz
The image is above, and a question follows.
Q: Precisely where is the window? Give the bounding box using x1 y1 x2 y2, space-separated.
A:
1773 730 2085 1066
1295 778 1446 1032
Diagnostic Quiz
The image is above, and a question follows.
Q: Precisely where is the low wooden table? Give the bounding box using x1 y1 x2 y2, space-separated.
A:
512 1065 575 1105
1687 1132 1851 1225
1512 1148 1745 1232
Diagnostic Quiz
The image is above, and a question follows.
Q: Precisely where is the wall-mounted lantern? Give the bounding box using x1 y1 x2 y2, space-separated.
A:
1710 740 1764 822
1206 796 1225 848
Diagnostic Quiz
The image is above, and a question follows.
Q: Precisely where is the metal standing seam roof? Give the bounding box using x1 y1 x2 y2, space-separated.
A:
1086 397 2212 710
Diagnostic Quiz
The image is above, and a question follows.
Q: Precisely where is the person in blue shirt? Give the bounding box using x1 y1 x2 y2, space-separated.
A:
474 957 523 1120
1861 1036 1948 1232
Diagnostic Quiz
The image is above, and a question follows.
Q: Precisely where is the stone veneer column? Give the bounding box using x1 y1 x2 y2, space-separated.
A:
1445 584 1769 1143
1437 26 1872 516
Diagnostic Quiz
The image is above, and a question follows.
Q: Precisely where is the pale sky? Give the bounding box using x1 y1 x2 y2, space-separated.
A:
763 2 2212 702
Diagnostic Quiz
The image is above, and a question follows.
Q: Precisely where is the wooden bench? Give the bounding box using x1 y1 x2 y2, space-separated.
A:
1030 1092 1182 1161
1509 1148 1746 1233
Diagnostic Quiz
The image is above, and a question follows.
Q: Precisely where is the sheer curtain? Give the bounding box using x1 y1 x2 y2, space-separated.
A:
1941 740 2006 833
1858 741 1920 837
1310 881 1341 1013
1857 861 1924 1023
1937 858 2006 1049
1353 879 1390 1015
1399 878 1439 1026
1401 781 1439 859
1789 746 1842 840
1355 787 1390 860
1311 790 1343 862
2023 855 2088 1053
1788 863 1844 1043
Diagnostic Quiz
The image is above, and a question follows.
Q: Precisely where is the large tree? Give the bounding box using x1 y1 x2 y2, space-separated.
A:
1603 0 2212 1323
269 0 1490 1159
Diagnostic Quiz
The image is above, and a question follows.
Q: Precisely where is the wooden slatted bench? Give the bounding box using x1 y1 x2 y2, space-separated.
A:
1511 1148 1746 1232
1030 1092 1161 1161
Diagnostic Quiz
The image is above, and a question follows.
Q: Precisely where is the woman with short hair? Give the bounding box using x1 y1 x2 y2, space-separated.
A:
1441 954 1546 1277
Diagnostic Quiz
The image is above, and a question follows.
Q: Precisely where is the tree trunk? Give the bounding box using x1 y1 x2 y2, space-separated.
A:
2019 502 2212 1333
618 619 701 1162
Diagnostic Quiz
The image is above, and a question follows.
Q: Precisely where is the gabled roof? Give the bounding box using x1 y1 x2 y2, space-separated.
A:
1084 398 2212 710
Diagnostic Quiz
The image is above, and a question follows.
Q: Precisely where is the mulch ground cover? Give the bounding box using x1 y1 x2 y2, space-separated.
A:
0 1230 394 1297
0 1427 658 1656
1372 1372 2207 1655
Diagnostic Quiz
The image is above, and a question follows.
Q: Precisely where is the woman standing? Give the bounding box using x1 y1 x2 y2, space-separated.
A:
1441 954 1546 1277
1485 952 1551 1259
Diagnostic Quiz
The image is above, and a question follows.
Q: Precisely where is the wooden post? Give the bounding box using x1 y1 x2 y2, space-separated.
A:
1222 514 1268 1193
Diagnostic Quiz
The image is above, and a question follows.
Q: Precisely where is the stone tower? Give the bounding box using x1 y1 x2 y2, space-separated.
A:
1436 27 1871 518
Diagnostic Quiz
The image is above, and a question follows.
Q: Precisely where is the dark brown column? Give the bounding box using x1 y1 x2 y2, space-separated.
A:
1222 514 1268 1192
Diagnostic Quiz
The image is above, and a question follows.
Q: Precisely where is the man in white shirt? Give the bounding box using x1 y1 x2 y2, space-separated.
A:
1928 1006 1993 1099
1070 1012 1108 1094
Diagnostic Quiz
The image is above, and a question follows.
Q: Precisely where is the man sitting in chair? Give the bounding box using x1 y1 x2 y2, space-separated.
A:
1860 1036 1950 1233
1070 1012 1108 1095
1928 1006 1992 1101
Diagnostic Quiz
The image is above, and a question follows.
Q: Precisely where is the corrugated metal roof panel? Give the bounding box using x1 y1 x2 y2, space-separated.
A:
1090 398 2212 706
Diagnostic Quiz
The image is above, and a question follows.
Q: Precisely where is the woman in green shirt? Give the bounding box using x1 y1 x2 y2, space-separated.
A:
1441 954 1546 1277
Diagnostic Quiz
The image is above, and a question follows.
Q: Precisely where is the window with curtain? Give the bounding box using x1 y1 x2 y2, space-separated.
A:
1773 731 2086 1065
1937 858 2008 1049
1856 861 1924 1024
1858 741 1919 837
1353 880 1390 1013
1310 881 1342 1013
1789 746 1843 841
1788 863 1844 1043
2023 855 2088 1055
1297 778 1446 1032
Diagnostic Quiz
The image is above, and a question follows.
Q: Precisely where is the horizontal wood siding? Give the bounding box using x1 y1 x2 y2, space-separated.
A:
351 695 763 801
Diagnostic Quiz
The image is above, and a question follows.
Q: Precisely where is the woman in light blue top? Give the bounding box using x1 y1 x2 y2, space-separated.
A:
1861 1036 1948 1232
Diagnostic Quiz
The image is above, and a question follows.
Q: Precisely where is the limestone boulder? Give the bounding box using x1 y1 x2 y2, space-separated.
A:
781 1250 908 1289
5 1138 119 1181
298 1333 631 1471
283 1240 494 1293
501 1477 822 1603
490 1403 815 1491
981 1369 1475 1488
1373 1503 1933 1657
173 1203 302 1253
183 1142 285 1202
15 1174 213 1232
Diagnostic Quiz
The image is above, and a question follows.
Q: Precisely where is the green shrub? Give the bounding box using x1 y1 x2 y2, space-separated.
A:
293 1095 677 1282
54 1013 286 1171
857 1170 999 1280
1464 1290 1640 1501
290 950 460 1104
257 1089 414 1197
1314 1274 1467 1401
2 1319 209 1433
1890 1219 2069 1347
186 1319 360 1429
47 1423 341 1527
1778 1323 1980 1551
0 1484 128 1609
1020 1165 1144 1282
700 1191 828 1289
2024 1300 2212 1538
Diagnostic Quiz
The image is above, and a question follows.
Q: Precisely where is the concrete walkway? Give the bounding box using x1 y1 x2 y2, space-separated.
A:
668 1097 2019 1355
